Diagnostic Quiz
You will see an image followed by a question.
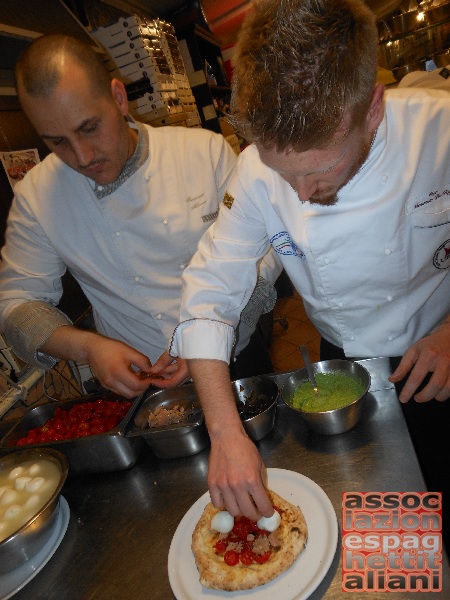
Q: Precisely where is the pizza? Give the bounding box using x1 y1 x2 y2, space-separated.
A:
191 489 308 591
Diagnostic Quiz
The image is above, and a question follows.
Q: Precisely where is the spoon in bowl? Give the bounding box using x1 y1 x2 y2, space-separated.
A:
300 345 319 396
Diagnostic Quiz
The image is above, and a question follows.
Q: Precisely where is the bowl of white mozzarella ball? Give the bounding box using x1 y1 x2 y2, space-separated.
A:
0 447 68 574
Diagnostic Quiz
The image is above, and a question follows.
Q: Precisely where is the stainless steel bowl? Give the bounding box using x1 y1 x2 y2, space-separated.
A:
426 1 450 25
127 384 209 459
281 360 370 435
232 376 279 441
392 60 426 81
0 447 68 575
434 48 450 67
386 10 421 36
0 393 143 474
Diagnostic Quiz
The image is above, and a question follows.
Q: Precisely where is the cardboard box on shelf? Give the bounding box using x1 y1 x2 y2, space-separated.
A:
93 15 150 42
219 117 236 137
133 103 183 121
129 95 180 114
225 134 241 155
145 112 188 127
186 115 202 127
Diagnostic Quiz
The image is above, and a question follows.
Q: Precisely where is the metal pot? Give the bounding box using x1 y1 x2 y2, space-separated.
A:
392 60 426 81
386 10 421 35
434 47 450 67
426 1 450 25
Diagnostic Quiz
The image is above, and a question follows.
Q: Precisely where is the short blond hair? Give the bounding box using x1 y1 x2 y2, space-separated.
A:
16 34 111 100
230 0 378 151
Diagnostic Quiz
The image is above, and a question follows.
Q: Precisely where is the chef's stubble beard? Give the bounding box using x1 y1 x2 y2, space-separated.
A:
308 136 373 207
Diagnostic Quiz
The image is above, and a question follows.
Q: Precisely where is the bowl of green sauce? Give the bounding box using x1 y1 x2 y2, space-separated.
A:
281 359 371 435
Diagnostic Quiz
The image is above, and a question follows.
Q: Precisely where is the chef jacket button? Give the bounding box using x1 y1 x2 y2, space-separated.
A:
350 336 355 341
145 175 150 182
163 218 169 225
134 276 141 282
387 294 393 301
388 334 394 341
157 314 162 320
323 256 330 265
384 247 392 255
179 263 186 269
97 185 103 191
381 174 388 183
338 301 343 308
115 231 121 237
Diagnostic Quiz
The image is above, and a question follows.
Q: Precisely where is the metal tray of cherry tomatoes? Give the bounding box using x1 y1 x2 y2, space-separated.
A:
0 393 145 474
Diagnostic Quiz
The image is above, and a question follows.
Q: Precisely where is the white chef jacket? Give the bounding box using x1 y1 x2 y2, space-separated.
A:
171 88 450 361
399 64 450 91
0 124 245 365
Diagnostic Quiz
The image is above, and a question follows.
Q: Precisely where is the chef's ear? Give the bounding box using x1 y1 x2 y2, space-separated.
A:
110 78 129 117
366 83 385 130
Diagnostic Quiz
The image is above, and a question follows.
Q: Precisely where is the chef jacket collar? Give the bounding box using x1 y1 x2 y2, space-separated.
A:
91 115 149 199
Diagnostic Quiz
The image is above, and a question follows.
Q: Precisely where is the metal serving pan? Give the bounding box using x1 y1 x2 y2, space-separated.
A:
0 393 144 474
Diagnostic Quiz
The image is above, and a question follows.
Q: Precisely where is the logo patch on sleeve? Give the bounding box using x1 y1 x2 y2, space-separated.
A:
222 192 235 209
270 231 305 258
433 239 450 269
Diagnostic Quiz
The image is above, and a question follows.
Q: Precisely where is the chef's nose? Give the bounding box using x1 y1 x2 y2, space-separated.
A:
72 140 95 167
292 176 318 202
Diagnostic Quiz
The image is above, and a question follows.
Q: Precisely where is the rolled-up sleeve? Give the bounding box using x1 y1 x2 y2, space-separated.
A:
2 301 71 368
0 181 68 368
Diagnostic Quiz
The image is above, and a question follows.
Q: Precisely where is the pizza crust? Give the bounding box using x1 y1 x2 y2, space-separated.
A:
191 489 308 591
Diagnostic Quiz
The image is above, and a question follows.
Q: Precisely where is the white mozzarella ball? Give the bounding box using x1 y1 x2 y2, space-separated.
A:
257 510 281 532
210 510 234 533
25 477 45 492
15 476 32 491
8 466 24 479
1 488 19 505
24 494 41 510
4 504 22 520
28 463 42 476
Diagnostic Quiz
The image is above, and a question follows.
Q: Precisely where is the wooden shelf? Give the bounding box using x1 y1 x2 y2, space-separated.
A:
209 84 231 92
379 17 450 45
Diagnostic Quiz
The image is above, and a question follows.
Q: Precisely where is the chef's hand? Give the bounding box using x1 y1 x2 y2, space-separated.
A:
40 326 152 398
389 323 450 403
85 334 154 398
188 358 273 521
139 350 190 388
208 427 273 521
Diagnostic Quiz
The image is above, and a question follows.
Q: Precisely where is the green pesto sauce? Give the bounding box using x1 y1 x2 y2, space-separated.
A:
291 372 366 412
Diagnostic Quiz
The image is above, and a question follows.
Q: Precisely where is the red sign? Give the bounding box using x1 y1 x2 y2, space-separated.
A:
342 492 442 592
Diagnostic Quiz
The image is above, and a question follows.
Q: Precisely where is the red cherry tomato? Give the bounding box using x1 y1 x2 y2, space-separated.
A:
214 539 228 554
239 548 255 565
254 550 272 564
14 398 132 446
224 550 239 566
16 438 29 446
232 518 251 540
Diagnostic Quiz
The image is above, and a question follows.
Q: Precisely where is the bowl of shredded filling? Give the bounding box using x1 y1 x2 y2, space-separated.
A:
281 359 371 435
127 384 209 459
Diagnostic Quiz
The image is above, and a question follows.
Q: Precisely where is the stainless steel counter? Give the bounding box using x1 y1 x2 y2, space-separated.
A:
10 358 450 599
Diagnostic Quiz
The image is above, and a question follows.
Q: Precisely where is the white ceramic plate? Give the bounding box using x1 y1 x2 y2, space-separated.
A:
168 468 338 599
0 496 70 600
